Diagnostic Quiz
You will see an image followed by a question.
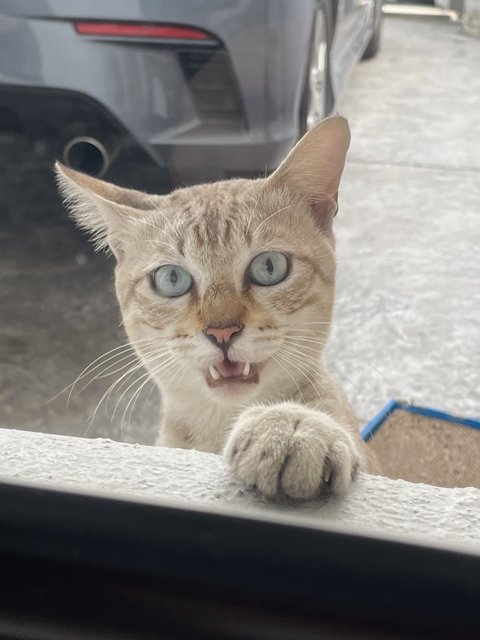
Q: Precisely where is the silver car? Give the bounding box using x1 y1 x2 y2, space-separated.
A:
0 0 381 185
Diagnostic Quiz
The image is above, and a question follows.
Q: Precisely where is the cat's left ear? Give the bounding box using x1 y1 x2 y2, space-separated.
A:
55 162 156 258
266 115 350 221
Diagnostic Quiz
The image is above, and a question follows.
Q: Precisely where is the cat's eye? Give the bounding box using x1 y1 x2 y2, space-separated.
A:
152 265 193 298
248 251 289 287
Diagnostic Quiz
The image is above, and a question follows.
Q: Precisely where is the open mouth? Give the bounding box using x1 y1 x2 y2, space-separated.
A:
206 359 260 388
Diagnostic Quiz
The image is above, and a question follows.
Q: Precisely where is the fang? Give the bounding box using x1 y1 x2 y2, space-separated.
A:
209 365 220 380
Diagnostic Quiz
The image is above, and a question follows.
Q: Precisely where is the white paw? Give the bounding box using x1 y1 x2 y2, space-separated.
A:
224 403 362 500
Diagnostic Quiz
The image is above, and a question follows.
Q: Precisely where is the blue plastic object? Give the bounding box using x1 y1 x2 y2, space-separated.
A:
361 401 480 442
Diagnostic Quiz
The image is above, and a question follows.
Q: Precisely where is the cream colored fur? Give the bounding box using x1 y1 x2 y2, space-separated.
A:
56 116 379 500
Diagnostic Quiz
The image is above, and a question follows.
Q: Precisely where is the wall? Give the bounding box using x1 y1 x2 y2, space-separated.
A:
1 428 480 549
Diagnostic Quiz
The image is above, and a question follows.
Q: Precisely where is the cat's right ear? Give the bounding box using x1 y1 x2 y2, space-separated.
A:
55 162 156 258
266 115 350 220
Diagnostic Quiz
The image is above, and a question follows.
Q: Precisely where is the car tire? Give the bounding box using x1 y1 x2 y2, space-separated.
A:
362 0 383 60
299 5 333 136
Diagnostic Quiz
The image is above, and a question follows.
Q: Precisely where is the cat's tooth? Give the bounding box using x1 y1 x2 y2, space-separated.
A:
242 362 251 377
209 365 220 381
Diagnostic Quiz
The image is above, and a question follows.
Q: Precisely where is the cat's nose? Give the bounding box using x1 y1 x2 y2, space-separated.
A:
205 324 243 348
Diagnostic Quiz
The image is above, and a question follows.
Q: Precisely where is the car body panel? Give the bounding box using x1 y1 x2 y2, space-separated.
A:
331 0 377 96
0 0 377 179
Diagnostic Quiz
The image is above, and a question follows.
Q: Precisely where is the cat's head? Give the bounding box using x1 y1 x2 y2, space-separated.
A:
56 116 350 407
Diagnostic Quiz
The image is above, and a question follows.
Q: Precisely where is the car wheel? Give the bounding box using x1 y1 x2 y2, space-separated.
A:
299 7 332 136
362 0 383 60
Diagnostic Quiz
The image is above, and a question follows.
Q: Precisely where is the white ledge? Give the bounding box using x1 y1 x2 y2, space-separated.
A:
1 428 480 549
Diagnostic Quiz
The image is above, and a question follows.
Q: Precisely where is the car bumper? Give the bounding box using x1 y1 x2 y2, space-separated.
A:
0 0 312 180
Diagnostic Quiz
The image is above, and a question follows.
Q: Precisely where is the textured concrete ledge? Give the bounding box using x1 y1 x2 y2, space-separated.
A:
1 428 480 549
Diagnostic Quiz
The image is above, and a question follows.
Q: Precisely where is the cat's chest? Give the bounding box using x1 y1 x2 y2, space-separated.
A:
161 396 234 454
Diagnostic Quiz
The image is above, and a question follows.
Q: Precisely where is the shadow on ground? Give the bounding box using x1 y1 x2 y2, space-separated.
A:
0 148 164 443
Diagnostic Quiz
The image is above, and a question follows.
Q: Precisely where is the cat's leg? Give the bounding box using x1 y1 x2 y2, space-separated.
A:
224 402 364 500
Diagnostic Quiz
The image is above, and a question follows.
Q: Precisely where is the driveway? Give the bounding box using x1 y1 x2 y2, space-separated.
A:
0 13 478 442
329 13 480 423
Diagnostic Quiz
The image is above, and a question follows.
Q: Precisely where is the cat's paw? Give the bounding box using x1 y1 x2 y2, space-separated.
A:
224 403 362 500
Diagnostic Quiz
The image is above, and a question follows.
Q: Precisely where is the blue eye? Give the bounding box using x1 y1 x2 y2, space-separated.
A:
248 252 289 286
152 265 193 298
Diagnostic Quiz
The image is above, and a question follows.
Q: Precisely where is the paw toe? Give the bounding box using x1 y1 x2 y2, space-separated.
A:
279 446 325 500
326 440 360 495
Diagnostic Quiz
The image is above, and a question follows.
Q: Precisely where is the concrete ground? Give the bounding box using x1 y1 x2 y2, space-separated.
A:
0 14 479 444
330 13 480 423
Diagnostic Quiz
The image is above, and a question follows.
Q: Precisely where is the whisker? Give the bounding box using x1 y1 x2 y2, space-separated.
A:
253 205 292 234
162 357 188 390
120 207 161 232
245 178 268 238
368 362 390 384
284 328 329 335
121 370 161 435
142 379 158 413
124 373 159 437
68 349 145 407
108 347 172 406
276 346 324 400
170 360 186 386
68 338 156 393
113 355 177 423
280 343 323 372
271 354 306 404
85 348 171 433
84 362 147 436
120 355 183 436
48 338 155 404
80 340 158 379
119 358 170 419
147 197 184 242
76 355 141 395
329 354 391 387
73 336 168 387
285 334 326 347
124 205 182 244
75 341 167 397
283 339 325 356
278 344 331 392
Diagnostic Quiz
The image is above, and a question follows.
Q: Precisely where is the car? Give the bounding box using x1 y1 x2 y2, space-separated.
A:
0 0 382 186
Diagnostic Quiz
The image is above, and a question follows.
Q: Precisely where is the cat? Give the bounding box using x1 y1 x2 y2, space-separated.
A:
56 115 379 500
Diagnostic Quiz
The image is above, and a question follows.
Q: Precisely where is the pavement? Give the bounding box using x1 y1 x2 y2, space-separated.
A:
1 14 479 443
331 13 480 423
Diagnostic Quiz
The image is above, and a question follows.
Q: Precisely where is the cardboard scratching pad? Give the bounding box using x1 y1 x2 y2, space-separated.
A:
362 402 480 489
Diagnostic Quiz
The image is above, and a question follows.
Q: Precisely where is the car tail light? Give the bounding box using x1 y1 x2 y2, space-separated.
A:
74 21 213 42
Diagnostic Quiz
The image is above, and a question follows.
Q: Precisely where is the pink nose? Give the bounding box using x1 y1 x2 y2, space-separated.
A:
205 324 243 345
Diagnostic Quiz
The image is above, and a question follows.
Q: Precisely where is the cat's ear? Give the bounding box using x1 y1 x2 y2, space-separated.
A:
267 115 350 214
55 162 155 257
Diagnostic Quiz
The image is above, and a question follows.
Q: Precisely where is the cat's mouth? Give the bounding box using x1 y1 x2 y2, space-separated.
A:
206 359 260 388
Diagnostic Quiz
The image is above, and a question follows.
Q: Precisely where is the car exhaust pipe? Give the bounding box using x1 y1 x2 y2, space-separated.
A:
63 136 109 177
